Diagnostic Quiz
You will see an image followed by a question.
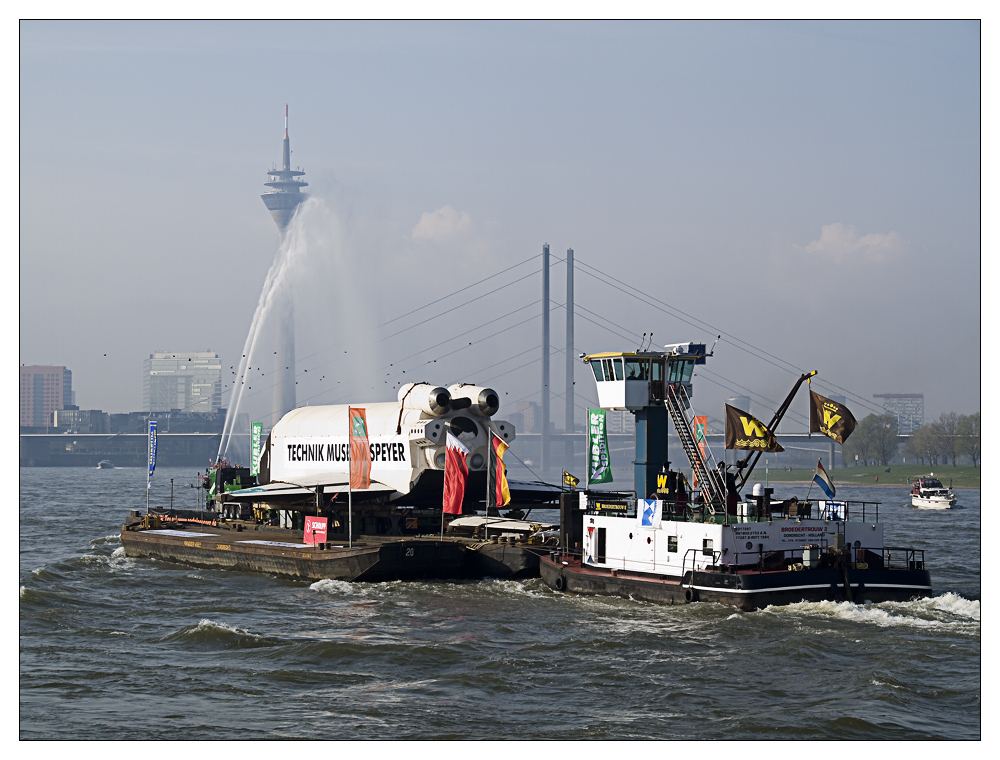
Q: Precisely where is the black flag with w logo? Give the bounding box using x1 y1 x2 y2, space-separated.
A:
724 404 784 452
809 391 857 444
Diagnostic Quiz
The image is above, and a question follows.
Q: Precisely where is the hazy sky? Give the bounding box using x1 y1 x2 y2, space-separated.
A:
19 21 982 432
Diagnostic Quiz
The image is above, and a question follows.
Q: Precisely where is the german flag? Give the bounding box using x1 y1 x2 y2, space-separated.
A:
487 433 511 510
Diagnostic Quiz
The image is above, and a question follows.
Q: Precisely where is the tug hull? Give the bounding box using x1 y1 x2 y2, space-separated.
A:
540 554 932 611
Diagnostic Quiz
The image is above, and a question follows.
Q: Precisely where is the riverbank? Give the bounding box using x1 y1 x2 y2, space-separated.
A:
753 464 979 489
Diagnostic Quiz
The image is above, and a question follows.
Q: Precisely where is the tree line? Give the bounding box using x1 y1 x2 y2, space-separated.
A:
841 411 980 467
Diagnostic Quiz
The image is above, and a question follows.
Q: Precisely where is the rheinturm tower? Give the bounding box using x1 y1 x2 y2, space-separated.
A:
261 105 307 425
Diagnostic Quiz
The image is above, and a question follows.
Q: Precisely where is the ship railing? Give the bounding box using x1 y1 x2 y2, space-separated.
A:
148 506 220 527
815 500 880 523
880 547 926 570
728 544 834 573
725 544 923 573
734 499 881 524
681 546 723 582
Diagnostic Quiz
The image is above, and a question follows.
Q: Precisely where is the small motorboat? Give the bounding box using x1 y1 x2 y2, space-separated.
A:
97 460 115 469
911 475 956 509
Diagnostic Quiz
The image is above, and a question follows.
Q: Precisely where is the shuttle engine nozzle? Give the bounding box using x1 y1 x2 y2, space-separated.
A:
448 384 500 417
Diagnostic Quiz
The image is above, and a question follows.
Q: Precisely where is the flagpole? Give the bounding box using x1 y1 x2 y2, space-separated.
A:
348 412 353 549
484 430 491 542
807 376 812 439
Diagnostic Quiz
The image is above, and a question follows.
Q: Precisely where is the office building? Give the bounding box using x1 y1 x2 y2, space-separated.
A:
873 393 924 434
144 352 223 413
20 365 73 428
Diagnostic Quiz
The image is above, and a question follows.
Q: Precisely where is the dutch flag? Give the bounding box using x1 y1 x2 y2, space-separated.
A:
813 459 836 499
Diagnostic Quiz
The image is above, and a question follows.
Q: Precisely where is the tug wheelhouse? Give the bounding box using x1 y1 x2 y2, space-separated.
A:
582 343 707 499
584 343 703 411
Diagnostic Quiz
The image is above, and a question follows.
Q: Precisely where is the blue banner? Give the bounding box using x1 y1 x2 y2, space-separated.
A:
148 420 157 479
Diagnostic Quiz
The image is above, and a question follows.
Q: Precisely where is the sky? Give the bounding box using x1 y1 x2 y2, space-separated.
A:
18 20 983 435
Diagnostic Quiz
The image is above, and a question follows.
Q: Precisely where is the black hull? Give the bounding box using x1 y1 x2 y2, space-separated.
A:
467 542 544 579
540 555 932 611
120 525 541 582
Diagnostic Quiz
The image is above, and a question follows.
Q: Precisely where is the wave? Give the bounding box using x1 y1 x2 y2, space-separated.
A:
78 550 135 572
90 534 123 547
310 578 362 596
763 592 980 632
161 618 280 649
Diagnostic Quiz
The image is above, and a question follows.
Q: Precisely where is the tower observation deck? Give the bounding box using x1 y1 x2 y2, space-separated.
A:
261 105 308 234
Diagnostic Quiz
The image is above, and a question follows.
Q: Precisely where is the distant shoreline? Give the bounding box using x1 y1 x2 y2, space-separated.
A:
750 479 976 490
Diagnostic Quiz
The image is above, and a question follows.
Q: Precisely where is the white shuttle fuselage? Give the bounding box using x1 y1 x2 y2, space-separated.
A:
262 382 515 500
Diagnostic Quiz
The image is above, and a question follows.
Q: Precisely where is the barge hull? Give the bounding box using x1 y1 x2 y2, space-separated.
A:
121 523 544 582
121 529 470 582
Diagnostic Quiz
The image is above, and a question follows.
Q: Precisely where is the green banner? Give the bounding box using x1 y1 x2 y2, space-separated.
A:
250 422 263 477
587 409 613 484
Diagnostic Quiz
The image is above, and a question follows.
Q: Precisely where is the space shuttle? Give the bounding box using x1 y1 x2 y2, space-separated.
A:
234 382 556 512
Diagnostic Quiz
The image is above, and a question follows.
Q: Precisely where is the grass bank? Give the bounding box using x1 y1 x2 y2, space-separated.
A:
752 464 980 489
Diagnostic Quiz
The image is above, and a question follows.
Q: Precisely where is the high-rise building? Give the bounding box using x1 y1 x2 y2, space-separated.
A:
144 352 222 413
873 393 924 434
20 365 73 427
260 105 306 425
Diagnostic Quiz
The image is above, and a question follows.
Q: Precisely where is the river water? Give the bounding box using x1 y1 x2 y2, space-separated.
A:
19 467 980 740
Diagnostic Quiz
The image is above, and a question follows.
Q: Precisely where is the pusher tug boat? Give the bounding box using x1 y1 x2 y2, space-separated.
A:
910 475 957 509
539 341 932 610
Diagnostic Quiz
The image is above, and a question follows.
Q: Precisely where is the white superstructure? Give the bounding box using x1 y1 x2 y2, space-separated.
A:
582 497 882 577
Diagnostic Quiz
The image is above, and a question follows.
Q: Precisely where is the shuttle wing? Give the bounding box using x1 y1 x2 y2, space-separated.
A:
224 477 396 500
506 479 568 505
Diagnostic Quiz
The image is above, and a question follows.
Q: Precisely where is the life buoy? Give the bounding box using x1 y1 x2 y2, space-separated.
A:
554 575 565 591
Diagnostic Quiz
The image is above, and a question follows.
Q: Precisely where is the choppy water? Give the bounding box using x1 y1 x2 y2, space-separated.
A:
20 467 980 740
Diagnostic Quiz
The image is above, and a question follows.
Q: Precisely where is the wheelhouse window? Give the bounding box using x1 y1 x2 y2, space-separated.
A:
667 359 694 384
624 359 649 380
591 361 605 382
598 358 623 381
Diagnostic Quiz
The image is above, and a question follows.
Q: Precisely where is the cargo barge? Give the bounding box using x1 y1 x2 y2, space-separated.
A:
120 379 564 581
121 510 556 581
